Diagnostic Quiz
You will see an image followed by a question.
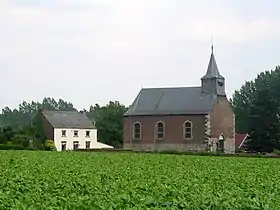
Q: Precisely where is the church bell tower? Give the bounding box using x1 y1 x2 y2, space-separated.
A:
201 45 226 96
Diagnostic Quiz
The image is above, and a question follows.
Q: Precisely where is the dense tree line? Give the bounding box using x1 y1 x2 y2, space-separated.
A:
231 66 280 152
0 97 127 149
2 66 280 153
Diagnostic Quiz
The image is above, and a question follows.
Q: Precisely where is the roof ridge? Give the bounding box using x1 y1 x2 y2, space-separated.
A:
143 86 201 90
42 110 79 113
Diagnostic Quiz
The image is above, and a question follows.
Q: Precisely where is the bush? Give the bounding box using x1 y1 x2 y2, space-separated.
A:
0 144 24 150
43 140 56 151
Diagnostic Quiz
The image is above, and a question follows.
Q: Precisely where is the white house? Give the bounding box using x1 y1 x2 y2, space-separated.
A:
40 110 113 151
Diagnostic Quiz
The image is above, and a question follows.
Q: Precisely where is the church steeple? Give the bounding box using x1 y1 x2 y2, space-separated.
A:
201 45 226 96
201 45 224 80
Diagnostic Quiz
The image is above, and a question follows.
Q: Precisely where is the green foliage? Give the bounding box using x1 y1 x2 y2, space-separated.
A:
87 101 128 148
0 98 127 149
231 66 280 152
0 132 7 144
0 126 15 144
44 140 56 151
1 151 280 209
0 144 24 150
0 97 76 129
230 80 255 133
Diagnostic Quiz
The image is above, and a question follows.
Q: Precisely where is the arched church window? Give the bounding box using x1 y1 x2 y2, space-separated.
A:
156 121 165 139
133 122 141 139
183 121 192 139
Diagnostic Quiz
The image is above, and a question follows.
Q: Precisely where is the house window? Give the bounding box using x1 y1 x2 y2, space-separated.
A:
61 130 66 137
156 121 164 139
86 141 90 149
61 141 66 151
86 131 90 137
133 122 141 139
74 130 78 137
73 141 79 150
184 121 193 139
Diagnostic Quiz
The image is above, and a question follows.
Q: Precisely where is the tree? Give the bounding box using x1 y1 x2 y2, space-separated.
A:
2 126 15 140
0 97 77 129
0 97 128 149
0 131 7 144
0 126 16 144
230 81 255 133
11 134 30 148
87 101 128 148
231 66 280 152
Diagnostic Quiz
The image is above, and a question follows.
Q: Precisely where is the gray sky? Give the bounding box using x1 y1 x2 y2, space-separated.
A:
1 0 280 110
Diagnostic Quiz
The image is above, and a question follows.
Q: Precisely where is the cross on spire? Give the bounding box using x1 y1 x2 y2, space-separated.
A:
211 36 214 53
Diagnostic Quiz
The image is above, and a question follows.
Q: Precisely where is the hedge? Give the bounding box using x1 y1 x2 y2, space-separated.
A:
0 144 24 150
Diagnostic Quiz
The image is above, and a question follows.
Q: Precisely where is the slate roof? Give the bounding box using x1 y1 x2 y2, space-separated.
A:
42 110 95 129
124 87 217 116
201 46 224 79
124 46 225 117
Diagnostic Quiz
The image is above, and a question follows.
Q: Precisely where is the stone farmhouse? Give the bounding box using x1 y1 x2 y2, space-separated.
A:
39 110 113 151
123 46 235 153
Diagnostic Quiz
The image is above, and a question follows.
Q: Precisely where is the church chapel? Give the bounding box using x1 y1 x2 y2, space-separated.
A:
123 46 235 153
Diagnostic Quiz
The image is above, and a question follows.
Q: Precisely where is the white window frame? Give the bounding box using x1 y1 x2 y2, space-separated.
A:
133 122 141 140
73 130 79 137
183 120 193 140
85 141 91 149
73 141 79 150
155 121 165 139
61 130 66 137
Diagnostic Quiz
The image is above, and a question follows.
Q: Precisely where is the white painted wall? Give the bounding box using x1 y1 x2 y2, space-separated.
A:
54 128 113 151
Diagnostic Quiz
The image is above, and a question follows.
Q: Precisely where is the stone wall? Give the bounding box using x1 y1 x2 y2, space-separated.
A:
123 143 207 152
207 137 235 154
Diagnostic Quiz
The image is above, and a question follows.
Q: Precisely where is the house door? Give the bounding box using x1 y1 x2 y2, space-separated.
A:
218 134 225 153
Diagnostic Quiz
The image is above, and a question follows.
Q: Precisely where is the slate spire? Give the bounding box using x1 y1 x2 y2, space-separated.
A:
201 45 226 96
201 45 224 79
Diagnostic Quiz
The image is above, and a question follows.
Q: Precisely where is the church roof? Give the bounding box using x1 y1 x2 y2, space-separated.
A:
124 87 216 116
201 46 224 79
124 46 223 116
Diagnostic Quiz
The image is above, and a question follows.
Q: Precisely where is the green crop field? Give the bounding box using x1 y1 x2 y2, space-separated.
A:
0 151 280 209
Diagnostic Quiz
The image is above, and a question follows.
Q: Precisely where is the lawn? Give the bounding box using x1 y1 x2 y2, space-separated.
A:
0 151 280 209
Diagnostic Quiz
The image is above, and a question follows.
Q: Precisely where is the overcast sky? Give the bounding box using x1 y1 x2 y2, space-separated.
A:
1 0 280 110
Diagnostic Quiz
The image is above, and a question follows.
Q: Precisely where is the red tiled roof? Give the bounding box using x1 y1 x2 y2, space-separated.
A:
235 134 248 148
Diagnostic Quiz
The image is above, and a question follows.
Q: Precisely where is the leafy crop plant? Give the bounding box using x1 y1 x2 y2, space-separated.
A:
0 151 279 209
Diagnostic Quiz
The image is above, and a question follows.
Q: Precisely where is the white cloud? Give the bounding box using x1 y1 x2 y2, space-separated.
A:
0 0 280 109
3 1 280 47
